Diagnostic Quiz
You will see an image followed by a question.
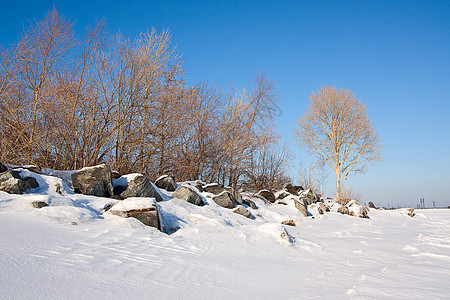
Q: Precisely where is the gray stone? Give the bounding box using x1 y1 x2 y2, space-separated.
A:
233 206 254 219
277 191 290 200
318 202 330 212
338 205 349 215
223 187 243 204
120 175 163 202
212 192 237 209
32 201 48 209
110 205 161 230
71 164 114 197
277 201 288 205
348 201 368 218
242 198 258 209
204 183 224 195
294 199 309 217
0 170 39 194
257 190 275 203
285 183 301 196
300 189 319 206
368 201 376 209
155 175 176 192
172 185 204 206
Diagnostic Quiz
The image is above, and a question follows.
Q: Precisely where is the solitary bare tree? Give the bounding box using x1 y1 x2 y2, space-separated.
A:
295 86 382 203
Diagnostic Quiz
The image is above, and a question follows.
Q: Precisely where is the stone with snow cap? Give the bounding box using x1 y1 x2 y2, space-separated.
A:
155 175 176 192
109 198 162 230
172 185 204 206
294 199 310 217
203 183 225 195
257 190 275 203
0 170 39 194
212 191 237 209
347 200 368 218
116 174 163 202
233 206 254 219
71 164 114 197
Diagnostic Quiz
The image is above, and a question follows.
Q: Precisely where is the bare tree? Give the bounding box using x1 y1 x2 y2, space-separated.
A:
295 86 382 203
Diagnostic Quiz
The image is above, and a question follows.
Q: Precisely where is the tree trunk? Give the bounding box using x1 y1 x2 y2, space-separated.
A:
335 169 341 204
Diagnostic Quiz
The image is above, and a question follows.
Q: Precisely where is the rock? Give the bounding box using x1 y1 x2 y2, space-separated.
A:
109 199 161 230
318 202 330 212
71 164 114 197
277 201 288 205
318 207 324 214
21 165 42 174
277 191 290 200
203 183 225 195
338 205 349 215
155 175 176 192
368 201 376 209
111 171 121 180
281 220 296 226
257 190 275 203
0 162 7 173
285 183 302 196
224 187 243 205
32 201 48 209
212 192 237 209
348 200 368 218
0 170 39 194
407 208 415 217
233 206 254 219
119 174 163 202
242 198 258 209
300 189 319 206
294 199 309 217
172 185 204 206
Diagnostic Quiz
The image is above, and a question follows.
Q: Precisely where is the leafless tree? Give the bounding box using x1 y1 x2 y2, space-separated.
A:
295 86 382 203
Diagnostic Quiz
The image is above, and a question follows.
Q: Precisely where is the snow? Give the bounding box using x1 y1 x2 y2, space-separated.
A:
108 197 157 212
1 171 449 299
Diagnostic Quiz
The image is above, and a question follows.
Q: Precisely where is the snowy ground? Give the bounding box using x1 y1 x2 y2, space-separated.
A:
0 170 449 299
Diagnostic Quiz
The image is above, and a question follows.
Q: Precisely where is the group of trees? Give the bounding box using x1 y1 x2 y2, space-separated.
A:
0 9 291 190
1 10 382 201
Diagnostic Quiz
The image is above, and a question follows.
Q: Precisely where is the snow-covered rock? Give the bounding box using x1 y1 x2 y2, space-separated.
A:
294 199 309 217
115 174 163 202
233 206 253 219
348 200 368 218
172 185 204 206
212 191 237 209
257 190 275 203
155 175 176 192
71 164 114 197
108 198 162 230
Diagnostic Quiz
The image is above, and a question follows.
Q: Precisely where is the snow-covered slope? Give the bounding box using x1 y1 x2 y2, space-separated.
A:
0 171 449 299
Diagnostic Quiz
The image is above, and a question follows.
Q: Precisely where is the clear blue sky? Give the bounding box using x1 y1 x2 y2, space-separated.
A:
1 0 449 208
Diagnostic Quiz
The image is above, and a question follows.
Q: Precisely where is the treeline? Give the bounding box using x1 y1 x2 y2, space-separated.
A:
0 9 291 190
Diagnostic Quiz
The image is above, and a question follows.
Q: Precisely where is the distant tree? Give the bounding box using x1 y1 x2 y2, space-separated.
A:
295 86 382 203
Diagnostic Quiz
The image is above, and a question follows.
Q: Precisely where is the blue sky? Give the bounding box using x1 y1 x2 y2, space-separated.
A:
1 0 449 208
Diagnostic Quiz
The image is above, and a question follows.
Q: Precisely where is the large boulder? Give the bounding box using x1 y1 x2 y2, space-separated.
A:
277 191 290 200
285 183 303 196
212 192 237 209
257 190 275 203
233 206 254 219
155 175 176 192
338 205 349 215
0 170 39 194
242 198 258 209
71 164 114 197
203 183 225 195
318 202 330 212
172 185 204 206
368 201 376 209
223 187 243 205
281 220 296 226
0 162 7 173
118 174 163 202
109 198 162 230
348 200 368 218
294 199 310 217
300 189 319 206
